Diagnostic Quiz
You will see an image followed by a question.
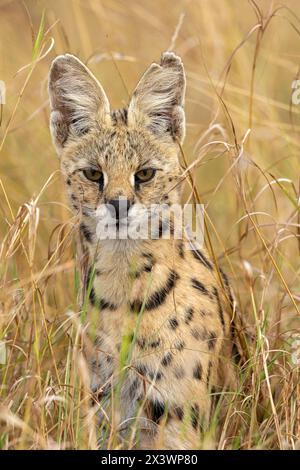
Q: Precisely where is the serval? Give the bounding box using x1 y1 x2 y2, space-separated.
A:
48 51 241 449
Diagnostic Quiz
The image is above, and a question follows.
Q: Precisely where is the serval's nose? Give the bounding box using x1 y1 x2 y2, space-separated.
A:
106 197 132 221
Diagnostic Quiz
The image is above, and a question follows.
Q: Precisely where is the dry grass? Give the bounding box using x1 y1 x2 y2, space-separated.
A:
0 0 300 449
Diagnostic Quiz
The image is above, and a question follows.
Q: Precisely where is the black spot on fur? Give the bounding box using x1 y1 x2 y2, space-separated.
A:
82 208 91 217
106 354 113 364
174 340 185 351
135 256 155 278
130 300 142 314
145 270 179 310
185 307 194 324
91 359 99 369
66 178 71 185
150 338 161 348
192 248 213 271
190 404 200 429
191 278 209 296
168 317 179 330
142 252 155 262
231 323 242 364
87 271 118 310
149 401 166 424
208 331 217 350
136 364 147 377
132 253 155 279
89 286 96 305
193 361 203 380
99 299 118 311
178 241 185 259
206 360 212 386
161 352 173 367
80 222 92 242
174 406 183 420
137 364 162 382
136 338 160 349
213 287 225 332
137 337 146 349
148 370 163 381
144 264 153 273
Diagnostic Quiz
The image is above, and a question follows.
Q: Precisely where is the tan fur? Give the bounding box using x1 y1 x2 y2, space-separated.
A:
48 52 238 449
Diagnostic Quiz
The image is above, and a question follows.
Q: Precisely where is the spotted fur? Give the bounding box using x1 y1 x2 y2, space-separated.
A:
48 51 239 450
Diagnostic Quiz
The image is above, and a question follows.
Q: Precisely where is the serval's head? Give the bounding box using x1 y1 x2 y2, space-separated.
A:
48 52 186 237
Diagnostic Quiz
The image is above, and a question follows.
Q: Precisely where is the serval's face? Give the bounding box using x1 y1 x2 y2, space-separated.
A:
48 52 186 234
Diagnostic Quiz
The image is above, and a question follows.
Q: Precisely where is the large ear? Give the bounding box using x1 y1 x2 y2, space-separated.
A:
128 52 186 143
48 54 110 153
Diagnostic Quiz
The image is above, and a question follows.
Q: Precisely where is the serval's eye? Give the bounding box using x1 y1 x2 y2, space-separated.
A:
135 168 156 184
83 168 103 182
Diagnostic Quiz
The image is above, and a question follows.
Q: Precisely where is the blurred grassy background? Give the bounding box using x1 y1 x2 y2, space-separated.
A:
0 0 299 449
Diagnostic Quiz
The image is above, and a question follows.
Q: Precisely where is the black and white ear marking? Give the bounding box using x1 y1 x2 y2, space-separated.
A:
128 52 186 143
48 54 110 153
